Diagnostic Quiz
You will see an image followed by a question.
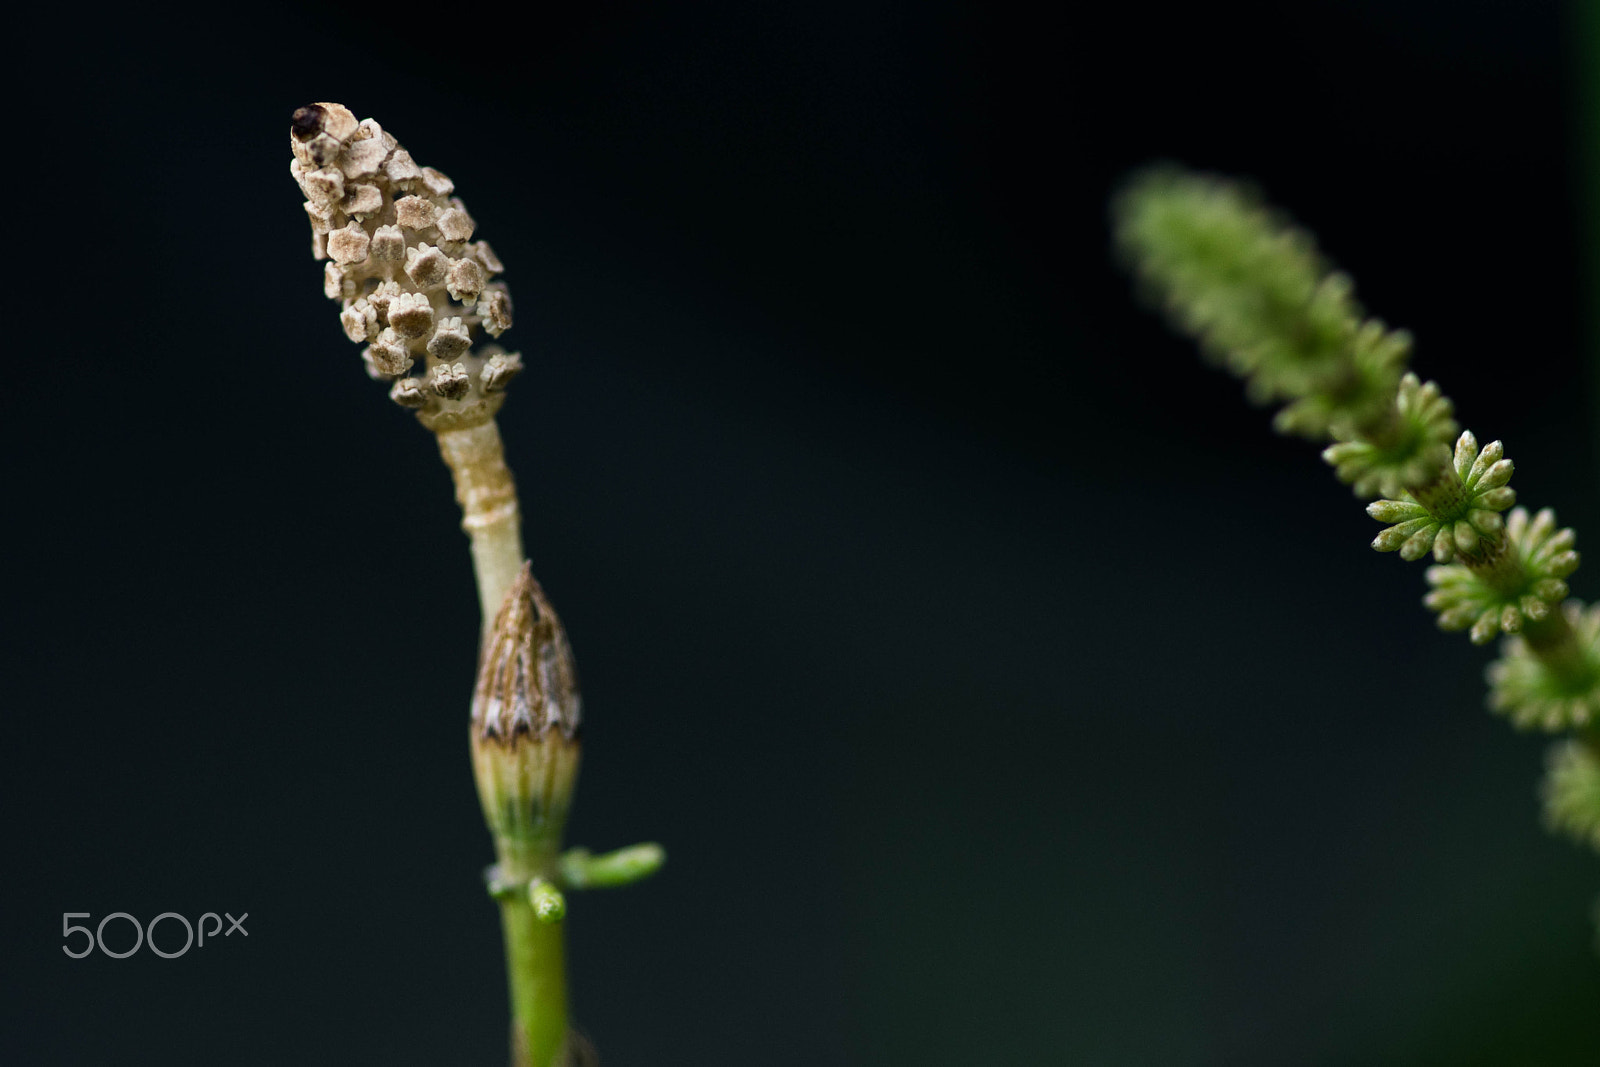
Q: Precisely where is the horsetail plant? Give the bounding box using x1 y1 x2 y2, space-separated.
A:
288 102 664 1067
1114 168 1600 934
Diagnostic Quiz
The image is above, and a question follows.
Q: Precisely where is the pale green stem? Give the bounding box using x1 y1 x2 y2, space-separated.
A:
500 895 571 1067
436 418 526 642
495 834 572 1066
1524 611 1599 693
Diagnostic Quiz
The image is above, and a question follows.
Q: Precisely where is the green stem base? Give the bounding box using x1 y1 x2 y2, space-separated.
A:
499 894 571 1067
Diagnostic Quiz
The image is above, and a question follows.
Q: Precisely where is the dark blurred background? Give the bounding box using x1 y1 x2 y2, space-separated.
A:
3 1 1598 1063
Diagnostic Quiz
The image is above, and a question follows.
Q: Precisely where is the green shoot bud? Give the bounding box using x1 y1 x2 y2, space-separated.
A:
530 880 567 924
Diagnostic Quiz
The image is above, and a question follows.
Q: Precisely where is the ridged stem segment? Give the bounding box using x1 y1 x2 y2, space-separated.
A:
437 419 525 638
1521 610 1600 697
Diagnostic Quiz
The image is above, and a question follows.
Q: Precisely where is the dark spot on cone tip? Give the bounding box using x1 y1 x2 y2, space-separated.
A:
291 105 325 141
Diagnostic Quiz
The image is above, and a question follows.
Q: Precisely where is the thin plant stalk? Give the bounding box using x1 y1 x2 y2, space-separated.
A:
287 102 661 1067
437 419 525 638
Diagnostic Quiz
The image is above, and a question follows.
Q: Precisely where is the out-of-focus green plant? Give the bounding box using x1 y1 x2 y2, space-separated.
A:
1115 168 1600 931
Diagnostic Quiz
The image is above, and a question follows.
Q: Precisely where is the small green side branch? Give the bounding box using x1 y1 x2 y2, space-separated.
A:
1114 169 1600 912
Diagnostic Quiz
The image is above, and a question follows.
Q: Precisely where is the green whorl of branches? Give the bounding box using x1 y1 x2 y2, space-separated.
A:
1114 167 1600 857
